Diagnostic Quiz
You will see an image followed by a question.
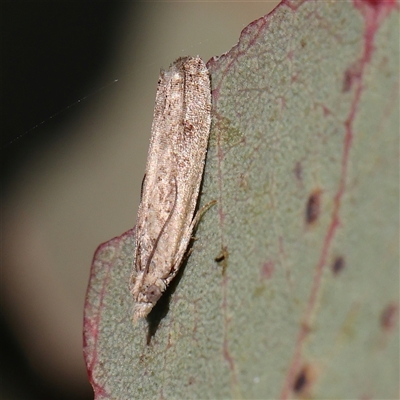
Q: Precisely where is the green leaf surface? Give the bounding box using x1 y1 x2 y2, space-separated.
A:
84 0 399 398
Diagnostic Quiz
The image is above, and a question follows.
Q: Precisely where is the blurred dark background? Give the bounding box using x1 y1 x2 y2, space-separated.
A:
1 3 130 399
2 2 129 192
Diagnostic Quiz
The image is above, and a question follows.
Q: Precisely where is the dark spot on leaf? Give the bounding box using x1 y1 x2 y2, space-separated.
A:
215 253 225 262
300 38 306 48
293 369 307 393
380 303 398 332
342 69 353 92
293 364 315 395
343 64 362 93
239 173 249 190
332 256 345 275
215 246 228 275
188 376 195 385
305 190 321 224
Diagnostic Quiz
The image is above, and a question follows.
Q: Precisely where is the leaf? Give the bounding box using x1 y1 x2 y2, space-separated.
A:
83 0 399 398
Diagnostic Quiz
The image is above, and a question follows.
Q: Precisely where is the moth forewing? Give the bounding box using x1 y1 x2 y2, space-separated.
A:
130 56 212 321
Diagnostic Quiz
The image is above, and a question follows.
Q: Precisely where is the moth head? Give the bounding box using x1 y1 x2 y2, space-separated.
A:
145 284 163 305
133 285 163 322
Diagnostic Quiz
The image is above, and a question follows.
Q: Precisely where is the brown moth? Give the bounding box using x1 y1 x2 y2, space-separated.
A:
130 56 213 321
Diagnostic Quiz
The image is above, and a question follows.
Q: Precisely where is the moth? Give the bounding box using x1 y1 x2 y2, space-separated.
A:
130 56 213 321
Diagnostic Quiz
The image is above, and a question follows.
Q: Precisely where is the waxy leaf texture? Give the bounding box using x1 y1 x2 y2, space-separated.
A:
84 0 399 398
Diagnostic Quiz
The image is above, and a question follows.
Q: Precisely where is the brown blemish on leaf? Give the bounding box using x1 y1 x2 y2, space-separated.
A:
331 255 345 275
260 261 275 280
292 364 316 396
214 253 225 263
294 161 302 182
380 303 398 332
293 369 307 393
305 190 321 225
215 246 229 275
342 69 353 92
238 173 249 191
342 63 362 93
210 115 244 148
253 285 266 298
